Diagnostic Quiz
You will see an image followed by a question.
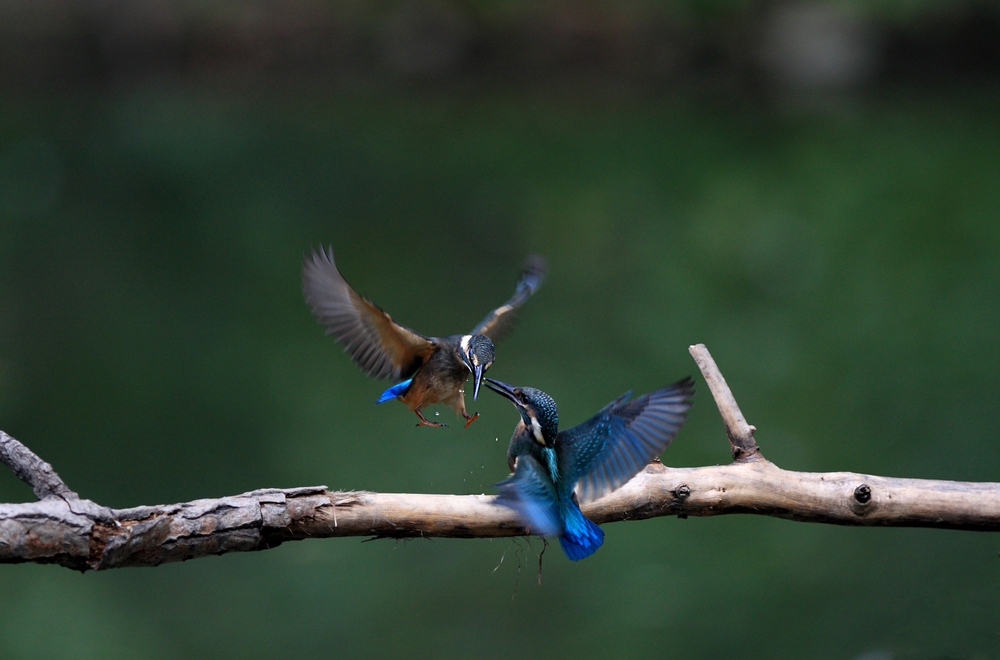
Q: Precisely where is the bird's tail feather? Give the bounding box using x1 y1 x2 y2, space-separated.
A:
558 502 604 561
376 378 413 404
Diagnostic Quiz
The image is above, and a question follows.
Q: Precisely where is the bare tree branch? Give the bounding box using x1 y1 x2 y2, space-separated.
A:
2 343 999 572
0 430 76 500
688 344 760 461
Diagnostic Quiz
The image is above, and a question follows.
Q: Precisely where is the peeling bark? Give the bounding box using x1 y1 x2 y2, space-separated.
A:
2 344 998 572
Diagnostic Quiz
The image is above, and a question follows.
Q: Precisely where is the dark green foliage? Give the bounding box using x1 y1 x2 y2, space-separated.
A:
1 89 999 657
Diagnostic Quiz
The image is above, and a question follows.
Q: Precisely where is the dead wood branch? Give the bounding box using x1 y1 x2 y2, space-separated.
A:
2 344 998 572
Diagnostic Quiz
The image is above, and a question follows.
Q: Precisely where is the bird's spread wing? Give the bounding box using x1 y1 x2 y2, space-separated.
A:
470 255 547 342
557 377 695 504
302 246 436 381
495 453 562 537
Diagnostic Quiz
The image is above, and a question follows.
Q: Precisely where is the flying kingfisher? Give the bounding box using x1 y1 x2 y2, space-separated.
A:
484 377 694 560
302 247 546 428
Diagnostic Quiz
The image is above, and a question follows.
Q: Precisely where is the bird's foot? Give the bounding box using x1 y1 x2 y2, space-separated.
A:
415 411 447 428
463 412 480 429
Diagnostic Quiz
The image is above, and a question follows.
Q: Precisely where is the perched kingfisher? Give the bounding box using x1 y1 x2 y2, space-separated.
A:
302 247 546 428
484 377 694 560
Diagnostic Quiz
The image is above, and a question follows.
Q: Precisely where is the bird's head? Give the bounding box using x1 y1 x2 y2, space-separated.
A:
484 378 558 447
458 334 495 401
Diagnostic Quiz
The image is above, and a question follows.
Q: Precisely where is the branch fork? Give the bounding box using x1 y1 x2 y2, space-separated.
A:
3 344 999 571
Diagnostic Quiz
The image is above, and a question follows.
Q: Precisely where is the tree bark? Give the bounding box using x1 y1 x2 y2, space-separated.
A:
2 344 998 572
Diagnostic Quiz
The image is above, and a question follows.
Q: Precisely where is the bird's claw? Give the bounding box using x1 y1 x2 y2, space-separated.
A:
415 410 447 428
463 412 480 428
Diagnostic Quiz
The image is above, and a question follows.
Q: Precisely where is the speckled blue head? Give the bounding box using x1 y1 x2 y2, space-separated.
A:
459 334 496 400
484 378 559 446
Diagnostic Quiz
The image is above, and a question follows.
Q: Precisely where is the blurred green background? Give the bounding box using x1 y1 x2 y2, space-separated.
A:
2 1 1000 658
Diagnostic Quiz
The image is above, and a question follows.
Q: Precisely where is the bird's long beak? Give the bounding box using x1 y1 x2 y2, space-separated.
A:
484 377 518 403
472 364 485 401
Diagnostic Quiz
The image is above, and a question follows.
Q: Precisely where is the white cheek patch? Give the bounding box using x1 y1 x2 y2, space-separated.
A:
530 416 546 445
458 335 475 371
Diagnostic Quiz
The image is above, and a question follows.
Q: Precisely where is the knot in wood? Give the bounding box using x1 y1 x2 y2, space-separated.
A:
673 485 690 501
854 484 872 504
731 444 762 463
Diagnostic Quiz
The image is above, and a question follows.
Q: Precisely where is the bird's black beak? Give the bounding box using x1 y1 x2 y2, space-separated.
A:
484 377 518 403
472 364 485 401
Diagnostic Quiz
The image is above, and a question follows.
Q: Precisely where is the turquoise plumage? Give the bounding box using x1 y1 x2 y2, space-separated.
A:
485 377 694 560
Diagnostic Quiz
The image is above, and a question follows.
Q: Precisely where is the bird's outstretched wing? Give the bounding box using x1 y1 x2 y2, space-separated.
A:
302 246 436 381
495 453 563 537
470 255 547 342
557 377 695 504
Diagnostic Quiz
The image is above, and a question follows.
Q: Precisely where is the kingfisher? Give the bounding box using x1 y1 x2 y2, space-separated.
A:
484 377 694 560
302 247 546 428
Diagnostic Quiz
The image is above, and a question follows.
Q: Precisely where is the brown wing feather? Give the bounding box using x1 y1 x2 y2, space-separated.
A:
302 246 436 380
472 254 547 342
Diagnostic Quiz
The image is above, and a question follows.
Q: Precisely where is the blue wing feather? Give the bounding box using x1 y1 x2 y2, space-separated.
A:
558 377 694 503
495 454 562 537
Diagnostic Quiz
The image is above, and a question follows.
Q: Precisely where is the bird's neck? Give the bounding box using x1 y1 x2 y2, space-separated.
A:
541 446 559 484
